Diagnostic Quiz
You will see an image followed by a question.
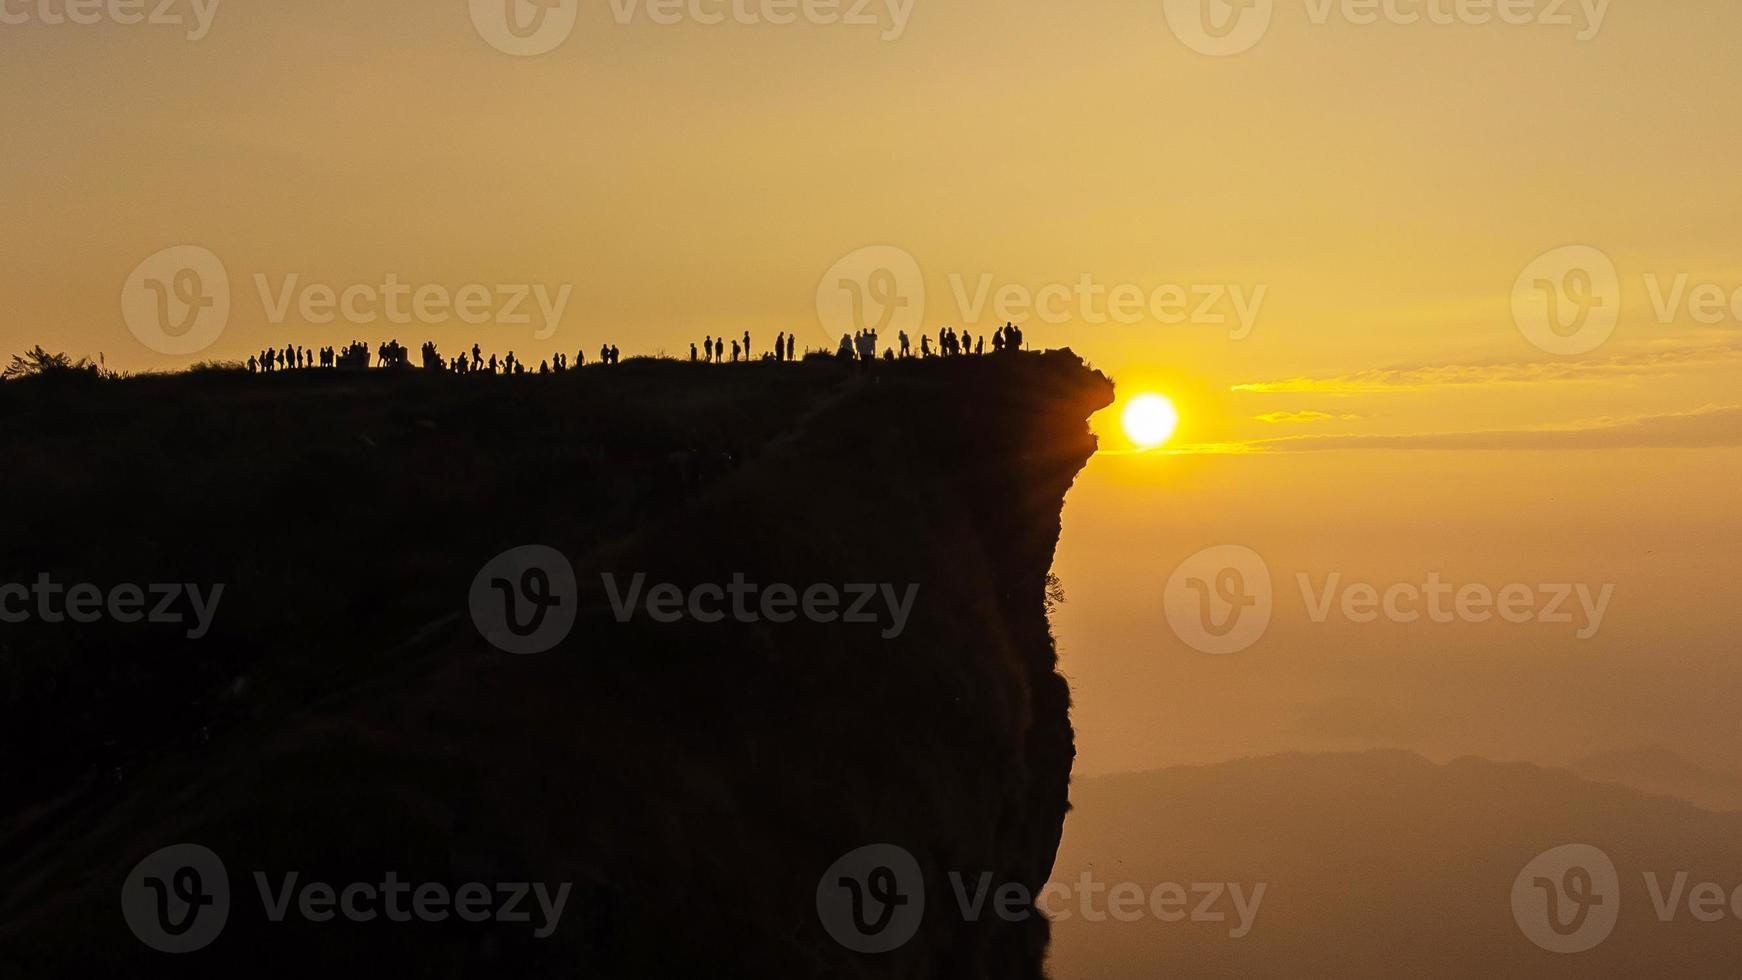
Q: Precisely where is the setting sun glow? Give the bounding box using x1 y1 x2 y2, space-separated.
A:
1121 394 1179 449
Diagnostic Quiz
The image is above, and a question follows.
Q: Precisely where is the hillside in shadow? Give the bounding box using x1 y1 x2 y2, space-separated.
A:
1051 751 1742 979
0 351 1114 978
1569 746 1742 813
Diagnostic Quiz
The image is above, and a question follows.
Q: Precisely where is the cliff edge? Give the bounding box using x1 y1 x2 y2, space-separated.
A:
0 351 1114 978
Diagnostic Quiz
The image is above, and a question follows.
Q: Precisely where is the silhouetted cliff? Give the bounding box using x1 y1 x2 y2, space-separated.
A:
0 351 1114 978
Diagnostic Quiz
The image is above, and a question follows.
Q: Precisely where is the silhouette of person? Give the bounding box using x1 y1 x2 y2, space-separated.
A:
691 343 699 362
610 345 620 364
785 334 795 361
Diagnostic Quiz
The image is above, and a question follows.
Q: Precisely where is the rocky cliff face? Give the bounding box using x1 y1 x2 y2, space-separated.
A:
0 351 1114 978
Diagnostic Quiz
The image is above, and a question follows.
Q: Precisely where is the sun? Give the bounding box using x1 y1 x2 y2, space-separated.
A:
1122 393 1180 449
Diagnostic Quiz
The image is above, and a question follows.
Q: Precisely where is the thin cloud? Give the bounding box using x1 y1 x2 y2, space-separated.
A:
1096 442 1261 457
1176 405 1742 454
1253 410 1364 424
1231 341 1742 394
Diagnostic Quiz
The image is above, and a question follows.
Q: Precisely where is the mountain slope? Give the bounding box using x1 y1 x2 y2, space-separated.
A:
1570 745 1742 812
1051 751 1742 979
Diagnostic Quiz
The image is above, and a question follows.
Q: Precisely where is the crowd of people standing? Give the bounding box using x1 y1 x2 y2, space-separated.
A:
246 323 1028 375
840 322 1025 363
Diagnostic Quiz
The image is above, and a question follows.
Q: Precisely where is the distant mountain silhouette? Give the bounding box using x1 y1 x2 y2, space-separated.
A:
1569 745 1742 812
1050 751 1742 979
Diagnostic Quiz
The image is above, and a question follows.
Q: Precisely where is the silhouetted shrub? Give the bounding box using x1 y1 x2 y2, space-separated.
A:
3 345 100 380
